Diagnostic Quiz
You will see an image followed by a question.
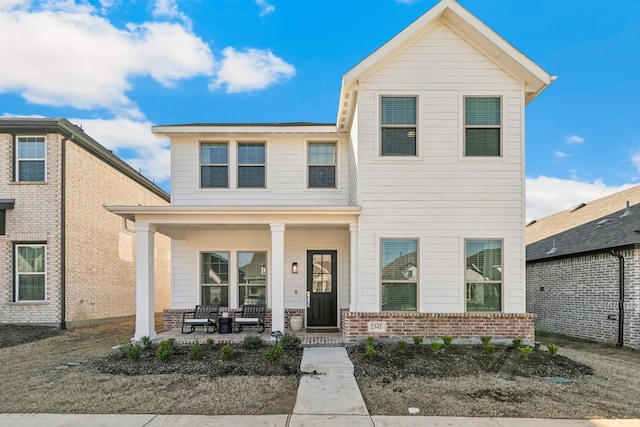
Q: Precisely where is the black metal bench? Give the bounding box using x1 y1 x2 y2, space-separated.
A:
233 304 266 333
181 304 220 334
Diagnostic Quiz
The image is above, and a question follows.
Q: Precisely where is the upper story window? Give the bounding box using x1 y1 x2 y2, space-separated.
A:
466 239 502 312
238 142 265 188
464 97 501 156
308 142 336 188
0 210 6 235
15 244 46 301
380 96 417 156
381 239 418 311
17 136 45 182
200 142 229 188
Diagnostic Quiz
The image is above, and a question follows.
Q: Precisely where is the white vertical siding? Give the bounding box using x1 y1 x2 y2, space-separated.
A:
354 22 527 314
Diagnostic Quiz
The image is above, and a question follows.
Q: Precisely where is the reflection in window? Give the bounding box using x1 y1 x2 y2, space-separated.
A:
238 251 266 305
381 239 417 311
201 252 229 306
312 253 332 293
466 240 502 311
16 244 46 301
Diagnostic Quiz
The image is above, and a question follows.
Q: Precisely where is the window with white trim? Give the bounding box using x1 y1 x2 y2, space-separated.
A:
15 244 46 301
381 239 418 311
380 96 417 156
238 142 265 188
238 252 267 305
201 252 229 306
464 97 501 156
200 142 229 188
17 136 45 181
308 142 336 188
466 239 502 311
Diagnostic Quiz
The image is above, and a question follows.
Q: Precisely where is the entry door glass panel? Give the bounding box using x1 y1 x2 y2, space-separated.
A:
312 254 332 293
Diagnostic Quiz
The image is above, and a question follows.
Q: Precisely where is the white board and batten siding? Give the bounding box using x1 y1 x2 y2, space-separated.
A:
353 23 527 314
170 134 351 207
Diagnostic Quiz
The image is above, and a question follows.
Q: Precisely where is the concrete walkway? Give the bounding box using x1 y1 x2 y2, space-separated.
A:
2 347 640 426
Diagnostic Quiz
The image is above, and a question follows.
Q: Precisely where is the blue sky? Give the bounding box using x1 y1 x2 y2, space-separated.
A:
1 0 639 221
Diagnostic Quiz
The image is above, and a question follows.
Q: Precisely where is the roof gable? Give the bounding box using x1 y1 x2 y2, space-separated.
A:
337 0 553 131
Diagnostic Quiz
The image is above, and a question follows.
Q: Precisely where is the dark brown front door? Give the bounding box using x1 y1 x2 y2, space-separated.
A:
307 250 337 327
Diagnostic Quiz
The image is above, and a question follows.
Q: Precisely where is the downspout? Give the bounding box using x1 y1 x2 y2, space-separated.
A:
610 251 624 347
60 134 73 331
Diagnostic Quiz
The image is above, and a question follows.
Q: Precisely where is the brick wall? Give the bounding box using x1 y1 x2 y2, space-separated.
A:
527 249 640 349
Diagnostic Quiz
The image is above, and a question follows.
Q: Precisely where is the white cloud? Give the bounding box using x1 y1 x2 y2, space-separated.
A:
526 176 633 222
565 135 585 144
152 0 191 27
209 47 295 93
72 118 171 185
554 151 570 159
0 0 28 11
0 2 213 118
255 0 274 16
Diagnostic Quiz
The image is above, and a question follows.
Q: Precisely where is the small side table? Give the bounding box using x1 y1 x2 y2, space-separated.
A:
218 317 232 334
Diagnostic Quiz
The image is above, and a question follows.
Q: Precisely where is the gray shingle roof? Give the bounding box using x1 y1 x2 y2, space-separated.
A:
526 203 640 262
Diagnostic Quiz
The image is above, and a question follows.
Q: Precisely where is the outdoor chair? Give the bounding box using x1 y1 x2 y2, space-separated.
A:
181 304 220 334
233 304 266 333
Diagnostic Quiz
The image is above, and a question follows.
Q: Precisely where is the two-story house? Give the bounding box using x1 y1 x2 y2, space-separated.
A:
0 118 171 328
108 0 553 342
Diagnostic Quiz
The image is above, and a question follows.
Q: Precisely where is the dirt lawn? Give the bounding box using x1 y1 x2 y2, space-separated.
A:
0 320 639 418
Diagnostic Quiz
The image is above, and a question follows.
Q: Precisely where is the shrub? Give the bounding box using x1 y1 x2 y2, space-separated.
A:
188 341 204 360
118 339 131 355
364 344 376 357
155 339 174 361
430 341 442 354
140 336 151 348
519 346 533 359
512 338 522 349
480 336 492 346
484 344 496 358
264 343 283 363
412 336 424 346
124 343 142 360
281 332 301 350
366 336 375 346
546 344 559 356
397 340 408 353
206 338 214 347
242 334 264 349
442 336 453 347
220 344 233 361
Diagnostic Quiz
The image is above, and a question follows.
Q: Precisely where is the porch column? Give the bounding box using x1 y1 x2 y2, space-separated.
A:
270 223 285 333
349 222 359 312
134 223 156 341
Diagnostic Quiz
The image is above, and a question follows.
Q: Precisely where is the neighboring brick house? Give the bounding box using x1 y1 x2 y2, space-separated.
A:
527 199 640 349
108 0 553 342
0 118 171 328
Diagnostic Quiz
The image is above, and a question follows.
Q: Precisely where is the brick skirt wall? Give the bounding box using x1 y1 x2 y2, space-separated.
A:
340 311 535 343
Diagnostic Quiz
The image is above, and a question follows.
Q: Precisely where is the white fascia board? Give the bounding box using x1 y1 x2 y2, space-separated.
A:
106 205 361 218
153 125 337 137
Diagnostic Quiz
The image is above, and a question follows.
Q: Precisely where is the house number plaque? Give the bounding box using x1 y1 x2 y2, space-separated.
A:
368 321 387 333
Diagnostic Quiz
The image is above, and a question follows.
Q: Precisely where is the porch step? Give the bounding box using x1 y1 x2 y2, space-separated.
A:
300 347 353 374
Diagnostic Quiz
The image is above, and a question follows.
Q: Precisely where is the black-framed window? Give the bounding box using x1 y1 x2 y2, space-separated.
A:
17 136 45 182
464 97 501 156
309 142 336 188
0 210 6 235
380 239 418 311
466 239 502 311
381 96 417 156
201 252 229 306
200 142 229 188
15 244 46 301
238 251 267 306
238 142 265 188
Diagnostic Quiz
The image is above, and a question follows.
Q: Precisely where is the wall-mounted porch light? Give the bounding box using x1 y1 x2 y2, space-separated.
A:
292 262 298 274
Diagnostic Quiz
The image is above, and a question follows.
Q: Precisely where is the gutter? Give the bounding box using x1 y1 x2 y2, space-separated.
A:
610 251 625 347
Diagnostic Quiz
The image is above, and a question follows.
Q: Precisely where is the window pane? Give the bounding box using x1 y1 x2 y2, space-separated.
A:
18 275 45 301
202 286 228 306
381 240 418 281
465 129 500 156
201 166 228 188
0 210 5 236
18 161 45 181
381 97 416 125
312 253 333 293
17 137 45 159
466 240 502 281
309 143 336 165
238 166 265 188
238 143 265 164
201 252 229 284
466 283 501 311
465 97 500 126
238 252 266 284
240 285 266 305
382 283 417 311
381 128 416 156
18 246 45 273
200 143 228 164
309 166 336 188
